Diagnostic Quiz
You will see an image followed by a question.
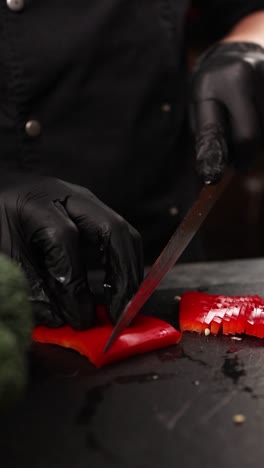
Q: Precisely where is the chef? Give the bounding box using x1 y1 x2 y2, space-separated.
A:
0 0 264 328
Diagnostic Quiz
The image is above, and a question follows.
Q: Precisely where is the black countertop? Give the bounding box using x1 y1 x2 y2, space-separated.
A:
1 258 264 468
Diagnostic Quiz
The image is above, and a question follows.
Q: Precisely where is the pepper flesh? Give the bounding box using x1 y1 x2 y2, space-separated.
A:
179 292 264 338
32 306 182 368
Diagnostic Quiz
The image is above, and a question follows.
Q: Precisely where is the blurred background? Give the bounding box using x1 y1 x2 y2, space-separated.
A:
201 164 264 260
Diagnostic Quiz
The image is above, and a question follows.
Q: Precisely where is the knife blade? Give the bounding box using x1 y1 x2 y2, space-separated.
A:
104 171 233 352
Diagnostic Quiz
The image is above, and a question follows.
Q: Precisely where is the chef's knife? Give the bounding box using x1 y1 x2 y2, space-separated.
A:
104 171 233 352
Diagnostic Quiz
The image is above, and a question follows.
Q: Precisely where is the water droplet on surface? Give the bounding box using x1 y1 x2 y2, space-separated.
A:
222 355 245 384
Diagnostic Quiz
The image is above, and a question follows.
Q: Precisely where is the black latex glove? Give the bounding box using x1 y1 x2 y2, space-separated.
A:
0 172 144 328
191 42 264 183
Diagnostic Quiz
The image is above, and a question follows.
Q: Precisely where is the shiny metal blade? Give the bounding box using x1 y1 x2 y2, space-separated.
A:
104 171 233 352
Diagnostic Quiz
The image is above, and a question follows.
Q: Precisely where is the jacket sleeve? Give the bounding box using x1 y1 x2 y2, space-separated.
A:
193 0 264 40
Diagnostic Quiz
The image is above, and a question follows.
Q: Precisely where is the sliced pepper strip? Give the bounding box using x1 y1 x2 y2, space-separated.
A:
32 306 182 368
210 316 222 335
252 305 264 338
179 292 214 333
179 292 264 339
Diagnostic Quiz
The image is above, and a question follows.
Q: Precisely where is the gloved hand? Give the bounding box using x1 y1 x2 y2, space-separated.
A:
0 172 144 328
190 42 264 183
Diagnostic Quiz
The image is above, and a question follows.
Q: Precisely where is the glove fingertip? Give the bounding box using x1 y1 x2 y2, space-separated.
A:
196 135 227 184
107 304 119 325
73 298 97 331
32 301 64 328
107 295 127 325
196 158 225 184
59 287 97 330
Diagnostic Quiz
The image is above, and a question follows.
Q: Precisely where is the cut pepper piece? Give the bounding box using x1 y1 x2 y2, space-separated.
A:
32 306 182 368
179 292 264 339
179 292 215 333
246 304 263 337
222 314 232 335
236 302 250 335
210 316 222 335
254 307 264 338
229 305 241 335
250 300 264 338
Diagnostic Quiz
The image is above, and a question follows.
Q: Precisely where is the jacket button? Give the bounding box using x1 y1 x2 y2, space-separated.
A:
6 0 24 12
169 206 179 216
25 120 42 138
161 103 171 113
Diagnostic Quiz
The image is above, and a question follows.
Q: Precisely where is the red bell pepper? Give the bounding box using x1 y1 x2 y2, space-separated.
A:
32 306 182 368
210 316 222 335
179 292 264 339
178 292 214 333
252 304 264 338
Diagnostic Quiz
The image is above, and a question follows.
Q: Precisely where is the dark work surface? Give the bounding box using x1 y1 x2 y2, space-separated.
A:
1 258 264 468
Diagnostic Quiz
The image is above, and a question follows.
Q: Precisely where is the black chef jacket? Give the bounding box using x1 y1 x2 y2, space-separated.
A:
0 0 263 262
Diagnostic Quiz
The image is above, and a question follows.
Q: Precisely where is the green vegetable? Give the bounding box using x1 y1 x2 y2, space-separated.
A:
0 325 27 410
0 254 32 410
0 255 32 350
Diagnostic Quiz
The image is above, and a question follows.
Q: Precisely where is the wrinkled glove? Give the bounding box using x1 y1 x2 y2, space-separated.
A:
0 172 144 328
191 42 264 183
